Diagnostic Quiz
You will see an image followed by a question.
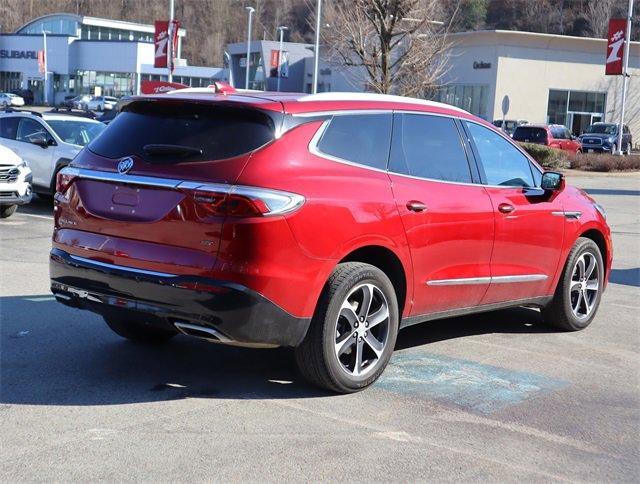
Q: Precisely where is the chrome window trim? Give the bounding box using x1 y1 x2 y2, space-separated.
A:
306 109 544 190
307 116 391 175
426 274 548 286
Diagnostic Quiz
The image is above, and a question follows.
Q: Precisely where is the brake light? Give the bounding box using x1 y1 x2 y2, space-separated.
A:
184 184 304 218
56 166 79 194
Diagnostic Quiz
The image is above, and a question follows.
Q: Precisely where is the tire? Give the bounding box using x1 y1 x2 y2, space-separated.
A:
542 237 604 331
294 262 399 393
103 314 178 343
0 205 17 218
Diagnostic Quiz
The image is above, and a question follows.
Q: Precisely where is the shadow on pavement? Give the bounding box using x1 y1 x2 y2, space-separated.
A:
395 306 555 351
0 295 556 406
18 195 53 217
609 268 640 287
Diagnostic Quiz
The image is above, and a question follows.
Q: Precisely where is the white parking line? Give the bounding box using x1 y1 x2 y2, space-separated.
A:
20 213 53 221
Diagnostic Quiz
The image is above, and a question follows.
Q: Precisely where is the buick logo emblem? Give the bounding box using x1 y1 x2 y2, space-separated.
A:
117 157 134 174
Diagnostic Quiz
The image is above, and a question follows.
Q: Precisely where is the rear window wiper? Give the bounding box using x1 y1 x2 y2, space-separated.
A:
142 144 203 158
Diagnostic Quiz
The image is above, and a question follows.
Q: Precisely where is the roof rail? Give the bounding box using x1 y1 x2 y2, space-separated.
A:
1 107 42 117
298 92 468 114
46 107 97 119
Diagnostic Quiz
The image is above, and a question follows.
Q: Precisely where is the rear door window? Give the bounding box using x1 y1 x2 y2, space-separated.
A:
466 122 535 188
88 101 277 162
512 127 548 143
550 127 566 139
389 113 472 183
315 113 392 170
0 117 19 140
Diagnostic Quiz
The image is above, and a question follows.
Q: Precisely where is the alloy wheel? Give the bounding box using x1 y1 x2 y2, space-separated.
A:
570 252 600 320
334 283 390 377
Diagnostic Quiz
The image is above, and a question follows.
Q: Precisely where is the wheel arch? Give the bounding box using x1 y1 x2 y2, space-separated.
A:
49 157 73 193
338 245 408 318
579 228 608 272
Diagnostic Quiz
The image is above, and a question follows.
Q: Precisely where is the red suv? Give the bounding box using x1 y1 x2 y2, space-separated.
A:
50 91 612 393
512 124 582 153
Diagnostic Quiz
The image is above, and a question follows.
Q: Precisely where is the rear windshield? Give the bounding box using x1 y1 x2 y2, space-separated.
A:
512 127 547 142
88 101 277 162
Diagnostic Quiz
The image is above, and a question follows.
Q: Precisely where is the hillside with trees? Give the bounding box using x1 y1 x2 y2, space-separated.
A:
1 0 638 68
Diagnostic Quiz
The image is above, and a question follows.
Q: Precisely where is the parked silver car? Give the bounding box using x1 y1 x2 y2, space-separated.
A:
0 111 106 196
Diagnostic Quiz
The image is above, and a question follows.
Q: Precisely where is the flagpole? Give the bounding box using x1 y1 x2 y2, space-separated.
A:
168 0 174 82
616 0 634 155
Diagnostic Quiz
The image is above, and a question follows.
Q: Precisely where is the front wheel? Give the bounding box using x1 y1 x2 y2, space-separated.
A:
0 205 17 218
294 262 399 393
542 237 604 331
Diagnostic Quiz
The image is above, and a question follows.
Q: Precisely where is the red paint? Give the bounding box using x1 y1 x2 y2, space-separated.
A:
52 92 612 321
140 80 188 94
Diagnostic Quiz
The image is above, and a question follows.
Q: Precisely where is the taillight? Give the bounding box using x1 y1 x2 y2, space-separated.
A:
183 184 304 218
56 166 79 194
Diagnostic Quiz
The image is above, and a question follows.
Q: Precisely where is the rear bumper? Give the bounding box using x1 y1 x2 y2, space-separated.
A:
49 248 311 347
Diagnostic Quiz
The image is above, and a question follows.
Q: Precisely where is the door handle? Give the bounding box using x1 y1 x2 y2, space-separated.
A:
406 200 428 212
498 203 515 214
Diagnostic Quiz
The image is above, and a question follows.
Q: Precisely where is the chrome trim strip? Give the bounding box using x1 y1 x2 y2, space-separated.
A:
491 274 548 284
427 276 491 286
62 166 183 189
426 274 547 286
551 210 582 220
68 254 177 278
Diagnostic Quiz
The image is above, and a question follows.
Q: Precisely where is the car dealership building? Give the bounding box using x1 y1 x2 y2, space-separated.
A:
230 31 639 138
0 13 226 105
436 30 640 137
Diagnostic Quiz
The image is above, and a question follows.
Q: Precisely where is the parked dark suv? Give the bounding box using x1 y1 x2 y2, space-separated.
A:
50 90 612 393
579 123 632 155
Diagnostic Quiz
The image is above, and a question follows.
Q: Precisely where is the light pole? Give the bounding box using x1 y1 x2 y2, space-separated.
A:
168 0 175 82
277 26 288 92
616 0 634 155
42 29 49 105
245 7 255 90
312 0 322 94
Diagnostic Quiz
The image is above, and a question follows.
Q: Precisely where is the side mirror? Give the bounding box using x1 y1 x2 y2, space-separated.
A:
541 171 564 191
31 135 49 148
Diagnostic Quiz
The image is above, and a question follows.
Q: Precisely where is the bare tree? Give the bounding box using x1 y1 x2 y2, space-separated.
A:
322 0 454 97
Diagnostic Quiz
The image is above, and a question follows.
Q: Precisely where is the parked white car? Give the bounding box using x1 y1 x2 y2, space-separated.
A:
0 144 32 218
86 96 118 111
0 111 106 196
0 93 25 108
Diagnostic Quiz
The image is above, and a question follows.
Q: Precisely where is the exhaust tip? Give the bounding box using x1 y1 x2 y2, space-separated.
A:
173 321 232 343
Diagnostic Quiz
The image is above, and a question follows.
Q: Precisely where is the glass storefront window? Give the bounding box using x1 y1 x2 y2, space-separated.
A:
548 89 606 126
75 70 135 96
436 84 488 119
547 90 569 125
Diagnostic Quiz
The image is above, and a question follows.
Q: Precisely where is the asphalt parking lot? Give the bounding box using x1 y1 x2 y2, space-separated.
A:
1 172 638 481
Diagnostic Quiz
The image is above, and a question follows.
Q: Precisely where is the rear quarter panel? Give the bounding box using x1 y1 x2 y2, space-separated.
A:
235 120 414 317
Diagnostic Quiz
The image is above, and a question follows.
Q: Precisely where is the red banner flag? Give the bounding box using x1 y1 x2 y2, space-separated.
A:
37 50 45 73
605 18 627 75
154 21 169 68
